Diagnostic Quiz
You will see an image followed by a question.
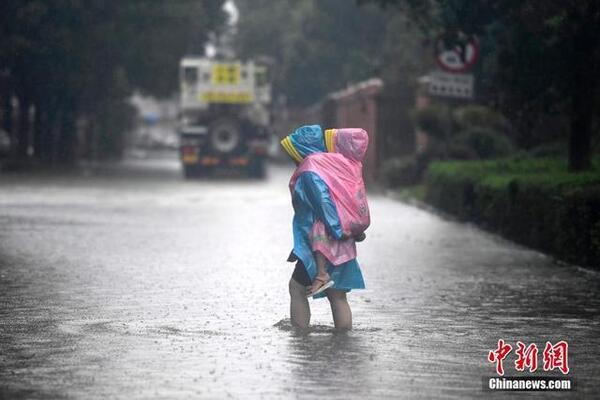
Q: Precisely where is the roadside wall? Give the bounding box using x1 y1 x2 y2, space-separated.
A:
311 79 415 181
329 79 382 181
287 78 416 181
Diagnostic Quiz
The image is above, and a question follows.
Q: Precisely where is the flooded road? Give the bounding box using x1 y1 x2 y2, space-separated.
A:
1 152 599 399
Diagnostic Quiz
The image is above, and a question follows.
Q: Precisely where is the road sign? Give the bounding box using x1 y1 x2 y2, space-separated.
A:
428 70 474 99
212 63 241 85
435 32 479 73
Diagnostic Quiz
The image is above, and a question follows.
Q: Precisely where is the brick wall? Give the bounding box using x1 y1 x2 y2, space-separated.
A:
294 78 415 181
328 79 382 181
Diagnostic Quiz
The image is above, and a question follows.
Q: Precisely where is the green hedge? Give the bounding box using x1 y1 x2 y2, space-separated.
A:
424 157 600 269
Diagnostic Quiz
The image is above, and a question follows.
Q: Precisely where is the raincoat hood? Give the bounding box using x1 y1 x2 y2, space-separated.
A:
280 125 326 163
324 128 368 162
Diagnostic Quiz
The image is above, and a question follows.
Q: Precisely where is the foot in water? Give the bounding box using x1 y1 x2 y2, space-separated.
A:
307 274 334 297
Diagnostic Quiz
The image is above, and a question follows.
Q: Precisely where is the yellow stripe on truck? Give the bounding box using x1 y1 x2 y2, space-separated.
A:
200 91 254 104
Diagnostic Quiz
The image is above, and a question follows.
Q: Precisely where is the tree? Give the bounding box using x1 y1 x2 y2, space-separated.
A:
0 0 227 163
235 0 392 106
368 0 600 171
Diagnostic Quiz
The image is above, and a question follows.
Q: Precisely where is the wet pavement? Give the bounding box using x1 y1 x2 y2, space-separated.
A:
1 151 599 399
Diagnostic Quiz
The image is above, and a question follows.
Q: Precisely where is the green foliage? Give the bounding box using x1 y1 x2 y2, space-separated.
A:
444 143 479 160
381 151 437 187
452 105 511 134
445 102 520 163
427 157 600 183
236 0 384 105
381 156 420 187
383 104 513 185
528 142 568 158
414 104 514 156
454 127 513 159
413 104 451 140
367 0 600 171
424 157 600 268
235 0 429 106
0 0 227 163
392 184 426 202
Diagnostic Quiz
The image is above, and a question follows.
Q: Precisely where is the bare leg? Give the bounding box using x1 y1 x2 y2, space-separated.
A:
327 289 352 331
315 251 328 278
308 252 331 294
289 278 310 330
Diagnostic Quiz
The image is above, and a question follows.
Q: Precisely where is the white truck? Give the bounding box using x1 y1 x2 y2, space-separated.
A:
178 57 272 178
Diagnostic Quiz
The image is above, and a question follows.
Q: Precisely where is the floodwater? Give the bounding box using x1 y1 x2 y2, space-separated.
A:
1 152 599 399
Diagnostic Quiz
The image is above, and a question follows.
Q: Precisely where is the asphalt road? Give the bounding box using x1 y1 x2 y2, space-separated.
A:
1 152 599 399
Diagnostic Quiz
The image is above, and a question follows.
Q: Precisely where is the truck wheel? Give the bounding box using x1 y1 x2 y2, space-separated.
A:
183 165 214 178
209 119 241 154
248 157 266 179
183 165 196 178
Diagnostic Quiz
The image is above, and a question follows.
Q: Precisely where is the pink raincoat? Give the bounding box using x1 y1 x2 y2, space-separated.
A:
289 128 370 265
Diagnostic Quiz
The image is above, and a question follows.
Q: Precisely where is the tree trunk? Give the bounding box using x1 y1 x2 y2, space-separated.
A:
568 3 599 171
1 81 12 133
57 104 76 164
85 116 96 160
44 100 59 164
1 84 15 157
17 96 31 159
568 75 595 171
33 102 45 160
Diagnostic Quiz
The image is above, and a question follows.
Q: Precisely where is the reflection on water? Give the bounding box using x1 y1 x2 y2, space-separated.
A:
274 318 376 399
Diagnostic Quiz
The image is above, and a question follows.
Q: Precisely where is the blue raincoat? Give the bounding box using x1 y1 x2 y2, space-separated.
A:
281 125 365 297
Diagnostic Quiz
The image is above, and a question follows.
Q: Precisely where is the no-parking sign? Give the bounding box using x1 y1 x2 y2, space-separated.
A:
435 32 479 73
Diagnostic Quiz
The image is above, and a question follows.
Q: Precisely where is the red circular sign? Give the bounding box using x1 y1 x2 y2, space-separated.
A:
434 33 479 73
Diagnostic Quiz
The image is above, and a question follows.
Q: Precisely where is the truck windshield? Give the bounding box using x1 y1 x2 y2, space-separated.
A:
183 67 198 85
